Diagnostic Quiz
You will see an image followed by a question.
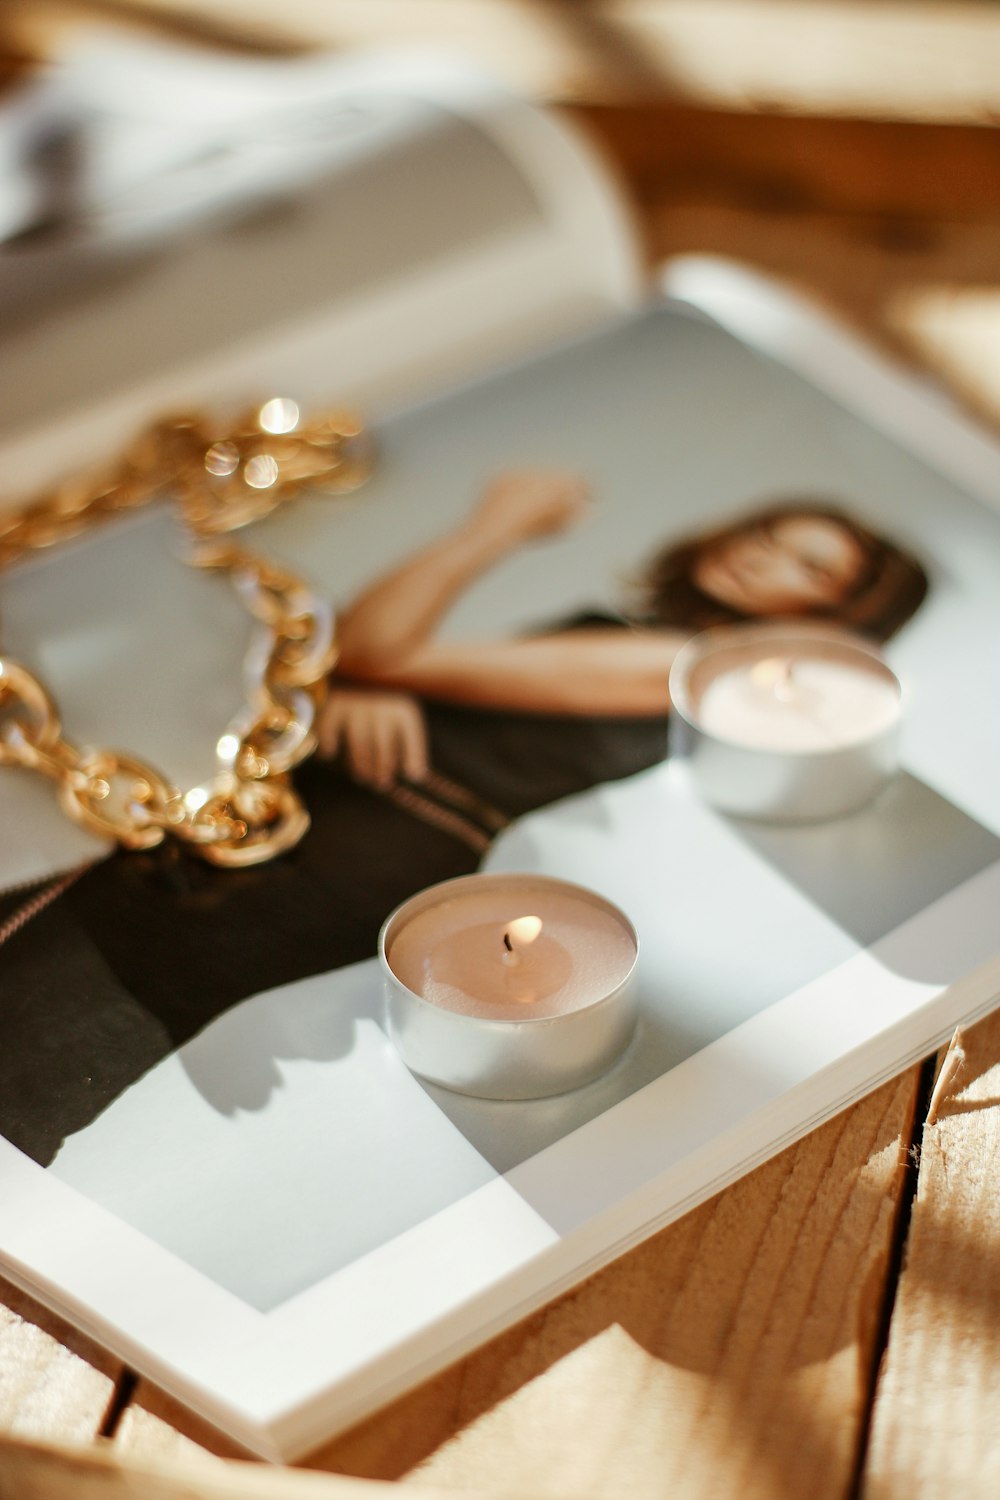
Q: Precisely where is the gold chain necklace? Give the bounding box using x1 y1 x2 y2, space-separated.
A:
0 398 372 868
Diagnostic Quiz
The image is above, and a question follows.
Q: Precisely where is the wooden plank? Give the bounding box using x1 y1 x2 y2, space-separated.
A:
0 1273 119 1444
862 1012 1000 1496
0 1432 509 1500
886 285 1000 434
278 1073 917 1496
8 1 1000 122
587 2 1000 120
571 106 1000 226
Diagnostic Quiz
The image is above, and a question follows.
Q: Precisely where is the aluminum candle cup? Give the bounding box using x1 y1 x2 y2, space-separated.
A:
668 622 904 823
379 873 639 1100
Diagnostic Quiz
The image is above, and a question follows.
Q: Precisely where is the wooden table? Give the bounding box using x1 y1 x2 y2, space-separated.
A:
2 5 1000 1497
4 1018 1000 1499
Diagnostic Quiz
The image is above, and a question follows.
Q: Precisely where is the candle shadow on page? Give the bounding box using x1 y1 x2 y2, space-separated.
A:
416 1000 711 1179
722 771 1000 984
419 767 1000 1179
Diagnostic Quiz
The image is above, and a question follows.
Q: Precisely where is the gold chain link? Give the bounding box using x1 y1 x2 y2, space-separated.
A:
0 399 373 867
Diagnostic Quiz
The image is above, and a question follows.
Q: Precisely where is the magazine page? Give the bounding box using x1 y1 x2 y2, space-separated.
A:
1 282 998 1457
0 30 640 496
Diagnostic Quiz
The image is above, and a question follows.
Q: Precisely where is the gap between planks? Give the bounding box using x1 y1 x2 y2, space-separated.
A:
862 1009 1000 1496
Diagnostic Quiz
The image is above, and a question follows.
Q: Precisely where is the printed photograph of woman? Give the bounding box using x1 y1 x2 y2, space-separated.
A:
0 468 928 1168
318 471 927 798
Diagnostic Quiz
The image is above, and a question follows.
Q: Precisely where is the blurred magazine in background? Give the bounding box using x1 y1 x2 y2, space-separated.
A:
0 27 639 494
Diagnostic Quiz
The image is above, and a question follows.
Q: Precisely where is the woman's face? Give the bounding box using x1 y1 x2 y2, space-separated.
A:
691 514 868 617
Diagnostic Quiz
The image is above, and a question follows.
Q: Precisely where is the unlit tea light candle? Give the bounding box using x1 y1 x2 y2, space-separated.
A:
380 874 639 1099
669 623 904 821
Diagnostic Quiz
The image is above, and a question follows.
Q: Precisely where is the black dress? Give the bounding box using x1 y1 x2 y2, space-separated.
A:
0 619 669 1165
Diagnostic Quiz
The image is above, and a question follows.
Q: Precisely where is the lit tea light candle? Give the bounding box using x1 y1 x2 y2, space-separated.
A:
380 874 639 1099
669 622 904 822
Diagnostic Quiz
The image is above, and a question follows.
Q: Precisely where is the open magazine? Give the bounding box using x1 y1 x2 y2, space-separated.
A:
2 38 999 1462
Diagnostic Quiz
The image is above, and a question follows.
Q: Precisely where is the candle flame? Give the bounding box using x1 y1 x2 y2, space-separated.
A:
504 915 543 953
750 656 796 700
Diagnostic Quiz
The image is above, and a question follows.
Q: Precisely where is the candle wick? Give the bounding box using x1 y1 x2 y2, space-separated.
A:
752 657 841 743
774 663 845 745
502 930 523 968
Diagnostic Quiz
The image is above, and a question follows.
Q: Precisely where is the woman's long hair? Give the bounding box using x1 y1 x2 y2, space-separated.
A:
634 501 929 642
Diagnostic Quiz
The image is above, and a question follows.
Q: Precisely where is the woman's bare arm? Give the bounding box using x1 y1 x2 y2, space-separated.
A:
335 470 682 716
335 471 591 678
349 628 683 717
